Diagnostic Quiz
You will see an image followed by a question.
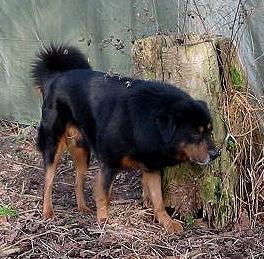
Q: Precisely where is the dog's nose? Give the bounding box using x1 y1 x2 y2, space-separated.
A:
209 148 221 161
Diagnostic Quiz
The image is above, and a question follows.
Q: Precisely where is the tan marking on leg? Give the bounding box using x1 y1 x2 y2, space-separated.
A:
142 170 183 234
65 124 82 147
94 169 113 223
43 137 66 219
68 145 91 214
65 124 91 213
120 156 141 169
141 171 152 208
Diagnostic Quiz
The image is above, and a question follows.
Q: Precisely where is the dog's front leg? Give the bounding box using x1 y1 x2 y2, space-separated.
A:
94 164 116 223
142 170 183 234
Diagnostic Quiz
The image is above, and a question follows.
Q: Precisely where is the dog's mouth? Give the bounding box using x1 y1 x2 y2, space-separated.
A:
189 148 221 165
189 156 210 165
179 141 221 166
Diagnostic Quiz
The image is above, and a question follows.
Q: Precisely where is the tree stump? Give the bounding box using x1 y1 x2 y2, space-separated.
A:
133 33 237 228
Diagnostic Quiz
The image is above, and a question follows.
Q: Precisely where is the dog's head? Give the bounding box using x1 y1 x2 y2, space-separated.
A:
156 99 220 165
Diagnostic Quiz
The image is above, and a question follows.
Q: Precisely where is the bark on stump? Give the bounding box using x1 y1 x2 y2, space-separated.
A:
133 34 237 228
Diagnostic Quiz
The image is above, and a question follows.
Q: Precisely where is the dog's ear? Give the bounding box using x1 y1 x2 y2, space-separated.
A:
156 115 176 143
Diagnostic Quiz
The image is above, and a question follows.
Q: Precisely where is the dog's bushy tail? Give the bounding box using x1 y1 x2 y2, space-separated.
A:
31 43 91 91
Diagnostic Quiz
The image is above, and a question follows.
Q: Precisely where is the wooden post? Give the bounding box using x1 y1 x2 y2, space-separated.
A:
133 33 237 227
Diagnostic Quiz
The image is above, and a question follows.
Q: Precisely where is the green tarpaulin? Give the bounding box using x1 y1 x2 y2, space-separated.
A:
0 0 263 123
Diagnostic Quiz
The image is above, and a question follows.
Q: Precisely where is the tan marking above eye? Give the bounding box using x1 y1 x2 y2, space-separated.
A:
198 126 204 133
207 123 213 130
179 141 186 148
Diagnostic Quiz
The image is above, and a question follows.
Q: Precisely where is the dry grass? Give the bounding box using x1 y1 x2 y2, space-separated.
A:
223 86 264 227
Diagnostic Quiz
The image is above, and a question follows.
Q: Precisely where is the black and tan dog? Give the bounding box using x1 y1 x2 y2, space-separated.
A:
32 44 220 233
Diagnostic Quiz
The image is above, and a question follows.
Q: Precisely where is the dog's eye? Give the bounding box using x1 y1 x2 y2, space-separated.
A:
192 133 202 140
208 129 214 136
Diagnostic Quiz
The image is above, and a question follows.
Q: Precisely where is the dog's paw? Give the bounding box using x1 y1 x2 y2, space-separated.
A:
157 212 184 234
43 209 55 219
96 207 109 224
97 217 109 226
165 220 183 234
78 206 92 214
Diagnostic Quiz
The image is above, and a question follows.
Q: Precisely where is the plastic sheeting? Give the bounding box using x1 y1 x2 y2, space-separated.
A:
0 0 263 123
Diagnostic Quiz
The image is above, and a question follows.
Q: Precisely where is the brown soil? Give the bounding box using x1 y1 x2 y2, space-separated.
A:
0 122 263 259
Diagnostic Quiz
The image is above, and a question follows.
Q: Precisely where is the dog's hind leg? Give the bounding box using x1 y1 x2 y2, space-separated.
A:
65 124 91 213
94 164 116 223
42 137 66 219
142 170 183 234
68 144 91 214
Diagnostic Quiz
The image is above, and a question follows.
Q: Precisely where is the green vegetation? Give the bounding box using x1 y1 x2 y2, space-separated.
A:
230 65 243 91
215 190 230 227
201 175 233 227
227 136 237 152
66 217 77 224
144 69 156 80
0 206 18 217
185 214 194 228
162 163 201 190
201 175 222 205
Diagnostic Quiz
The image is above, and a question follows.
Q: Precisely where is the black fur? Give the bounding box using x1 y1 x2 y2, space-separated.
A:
31 43 91 89
32 44 218 171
